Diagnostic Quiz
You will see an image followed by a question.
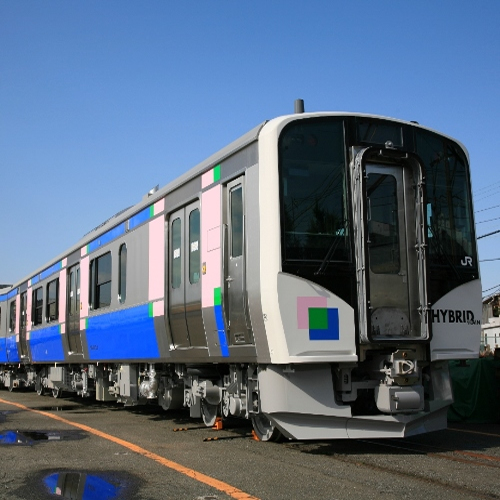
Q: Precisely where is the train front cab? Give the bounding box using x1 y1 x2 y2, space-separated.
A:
257 114 481 440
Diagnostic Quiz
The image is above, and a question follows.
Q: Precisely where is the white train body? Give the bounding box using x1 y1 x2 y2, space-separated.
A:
0 110 481 440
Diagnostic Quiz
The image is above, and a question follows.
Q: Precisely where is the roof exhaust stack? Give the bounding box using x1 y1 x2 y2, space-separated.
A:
294 99 305 114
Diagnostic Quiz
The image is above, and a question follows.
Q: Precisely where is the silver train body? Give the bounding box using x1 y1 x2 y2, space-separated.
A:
0 111 481 440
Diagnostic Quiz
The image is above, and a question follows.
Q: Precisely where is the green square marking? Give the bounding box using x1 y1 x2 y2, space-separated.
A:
309 308 328 330
149 302 154 318
149 205 155 218
214 287 222 306
213 164 221 182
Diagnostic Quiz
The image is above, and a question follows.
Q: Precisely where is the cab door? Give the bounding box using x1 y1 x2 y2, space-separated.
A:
366 165 410 334
224 178 253 345
364 162 425 340
351 148 429 343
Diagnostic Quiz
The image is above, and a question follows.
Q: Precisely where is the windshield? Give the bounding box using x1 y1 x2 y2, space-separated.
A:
277 117 477 307
415 131 477 272
279 119 349 263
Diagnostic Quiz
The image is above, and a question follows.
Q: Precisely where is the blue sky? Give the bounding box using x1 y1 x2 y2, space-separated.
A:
1 1 499 296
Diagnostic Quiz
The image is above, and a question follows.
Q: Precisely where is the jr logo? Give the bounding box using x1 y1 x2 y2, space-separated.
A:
461 256 473 266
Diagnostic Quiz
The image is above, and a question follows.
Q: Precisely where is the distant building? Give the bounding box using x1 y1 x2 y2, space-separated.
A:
481 293 500 352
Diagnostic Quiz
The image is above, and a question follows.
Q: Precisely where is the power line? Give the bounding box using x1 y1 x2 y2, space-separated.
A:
474 191 500 203
475 204 500 214
482 283 500 294
474 180 500 195
480 258 500 262
478 229 500 240
477 216 500 224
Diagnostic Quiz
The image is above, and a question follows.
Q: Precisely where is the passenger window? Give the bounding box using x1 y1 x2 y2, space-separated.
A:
172 218 181 289
230 186 243 257
89 261 95 310
189 209 200 284
32 287 43 326
46 278 59 322
90 252 112 309
119 244 127 303
9 300 16 332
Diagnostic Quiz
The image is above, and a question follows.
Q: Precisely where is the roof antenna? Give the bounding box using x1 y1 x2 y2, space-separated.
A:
294 99 304 114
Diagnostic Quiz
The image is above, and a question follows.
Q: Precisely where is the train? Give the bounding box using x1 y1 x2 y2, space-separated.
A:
0 102 481 441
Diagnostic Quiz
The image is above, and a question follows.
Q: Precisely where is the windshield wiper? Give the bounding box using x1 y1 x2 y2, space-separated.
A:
315 220 347 275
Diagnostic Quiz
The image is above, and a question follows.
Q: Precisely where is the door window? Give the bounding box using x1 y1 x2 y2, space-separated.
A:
171 218 182 289
20 292 27 329
230 186 243 258
189 209 200 284
367 173 400 274
69 269 76 315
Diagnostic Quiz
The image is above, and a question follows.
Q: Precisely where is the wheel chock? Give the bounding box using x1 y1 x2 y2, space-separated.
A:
212 417 223 430
251 430 260 441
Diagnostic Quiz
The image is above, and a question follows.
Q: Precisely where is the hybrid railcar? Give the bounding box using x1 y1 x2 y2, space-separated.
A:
0 105 481 440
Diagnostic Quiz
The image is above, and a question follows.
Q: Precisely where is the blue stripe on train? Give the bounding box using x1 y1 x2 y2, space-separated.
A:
0 338 7 363
30 325 65 362
6 335 19 362
86 304 160 360
88 223 126 253
213 305 229 357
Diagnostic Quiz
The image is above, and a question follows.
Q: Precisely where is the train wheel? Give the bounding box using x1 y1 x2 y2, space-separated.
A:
52 387 62 399
35 376 45 396
251 413 283 442
201 401 218 427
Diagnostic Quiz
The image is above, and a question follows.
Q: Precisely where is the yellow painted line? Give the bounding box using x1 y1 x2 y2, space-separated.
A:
0 397 259 500
428 452 500 469
457 450 500 463
447 427 500 439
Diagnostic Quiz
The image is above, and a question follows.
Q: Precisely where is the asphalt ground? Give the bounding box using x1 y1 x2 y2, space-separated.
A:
0 389 499 500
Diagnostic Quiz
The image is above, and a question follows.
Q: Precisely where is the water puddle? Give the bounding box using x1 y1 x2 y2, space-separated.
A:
35 405 81 412
44 472 123 499
0 430 86 445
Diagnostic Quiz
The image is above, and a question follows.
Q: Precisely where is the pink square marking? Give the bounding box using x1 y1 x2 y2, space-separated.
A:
297 296 327 329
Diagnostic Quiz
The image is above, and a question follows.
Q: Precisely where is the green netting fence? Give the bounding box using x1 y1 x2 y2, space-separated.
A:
448 357 500 423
